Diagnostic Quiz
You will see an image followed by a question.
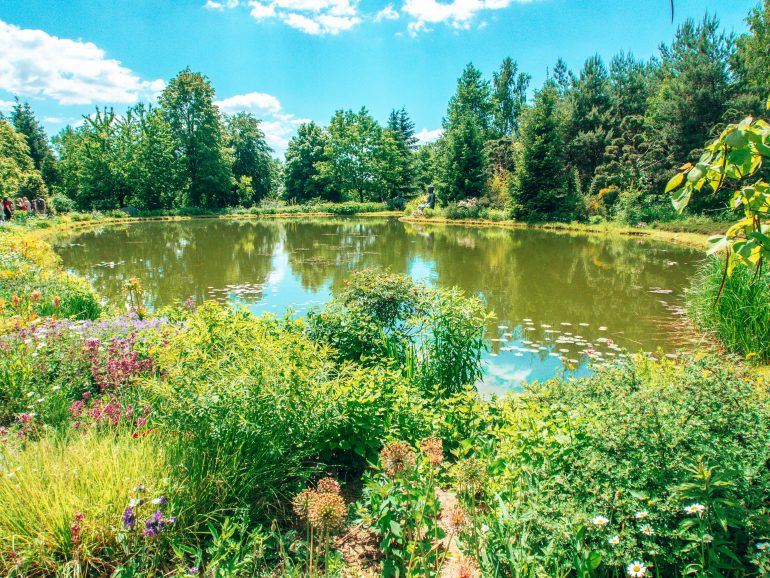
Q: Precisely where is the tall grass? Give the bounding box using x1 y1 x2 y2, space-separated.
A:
688 256 770 361
0 430 167 576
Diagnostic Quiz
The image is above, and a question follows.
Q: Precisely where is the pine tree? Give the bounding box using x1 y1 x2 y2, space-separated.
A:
440 115 486 204
491 57 530 137
10 99 57 187
514 83 577 220
445 63 493 136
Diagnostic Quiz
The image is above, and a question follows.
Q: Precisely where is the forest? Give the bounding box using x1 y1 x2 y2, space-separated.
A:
0 2 768 224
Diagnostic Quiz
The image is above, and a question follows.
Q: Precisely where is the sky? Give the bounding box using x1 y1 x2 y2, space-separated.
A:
0 0 759 154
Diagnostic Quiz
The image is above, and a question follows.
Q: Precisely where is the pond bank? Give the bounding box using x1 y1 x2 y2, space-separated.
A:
400 214 716 250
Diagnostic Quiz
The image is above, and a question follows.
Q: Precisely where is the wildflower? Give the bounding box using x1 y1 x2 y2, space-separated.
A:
641 525 654 536
70 513 83 546
316 477 341 495
30 290 42 303
608 535 620 545
444 506 468 533
122 507 136 530
11 294 19 307
420 436 444 467
634 510 649 520
592 515 610 528
756 542 770 551
307 492 347 534
626 561 647 577
52 295 61 308
452 457 488 496
379 441 416 478
292 488 316 519
151 495 167 506
143 509 173 537
702 534 713 543
684 503 706 516
187 568 199 576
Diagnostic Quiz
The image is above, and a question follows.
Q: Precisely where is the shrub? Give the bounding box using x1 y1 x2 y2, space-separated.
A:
307 270 489 396
461 354 770 577
145 302 433 524
689 257 770 361
51 193 76 214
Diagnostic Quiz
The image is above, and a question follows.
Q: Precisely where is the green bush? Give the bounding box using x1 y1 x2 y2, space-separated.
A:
689 257 770 361
307 270 489 396
51 193 76 214
146 303 434 525
457 354 770 577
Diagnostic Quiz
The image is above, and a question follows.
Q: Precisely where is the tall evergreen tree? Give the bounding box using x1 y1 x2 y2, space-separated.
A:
564 55 612 192
733 0 770 113
284 122 330 203
440 116 486 204
226 112 273 205
159 68 232 208
387 108 418 149
491 57 530 137
386 107 417 196
444 63 493 136
514 83 577 220
10 99 57 187
643 16 735 194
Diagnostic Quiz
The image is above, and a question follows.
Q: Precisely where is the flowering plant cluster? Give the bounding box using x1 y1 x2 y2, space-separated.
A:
121 491 175 539
68 395 151 434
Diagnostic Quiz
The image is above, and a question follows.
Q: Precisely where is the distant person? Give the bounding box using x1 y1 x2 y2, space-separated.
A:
23 197 33 215
34 196 47 216
2 197 13 221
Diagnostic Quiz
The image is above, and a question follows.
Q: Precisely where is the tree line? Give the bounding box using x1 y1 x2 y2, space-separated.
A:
0 2 768 221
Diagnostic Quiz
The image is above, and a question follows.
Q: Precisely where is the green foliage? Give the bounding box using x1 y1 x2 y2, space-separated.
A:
359 441 445 577
284 121 330 203
666 100 770 282
463 354 770 577
226 112 273 205
307 269 488 396
159 68 233 209
689 258 770 361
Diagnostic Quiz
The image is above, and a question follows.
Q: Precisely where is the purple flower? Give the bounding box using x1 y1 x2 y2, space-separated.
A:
122 507 136 530
151 495 167 506
187 567 199 576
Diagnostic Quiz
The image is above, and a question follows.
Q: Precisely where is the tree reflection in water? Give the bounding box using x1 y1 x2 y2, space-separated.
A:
54 217 700 393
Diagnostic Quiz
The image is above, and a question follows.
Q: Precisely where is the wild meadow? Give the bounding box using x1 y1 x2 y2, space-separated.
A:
1 212 770 577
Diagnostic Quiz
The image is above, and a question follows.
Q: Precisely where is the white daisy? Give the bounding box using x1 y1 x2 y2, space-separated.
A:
626 561 647 577
608 535 620 545
684 503 706 515
634 510 649 519
592 515 610 527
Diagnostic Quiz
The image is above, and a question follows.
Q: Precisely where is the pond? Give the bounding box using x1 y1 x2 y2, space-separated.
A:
54 217 702 394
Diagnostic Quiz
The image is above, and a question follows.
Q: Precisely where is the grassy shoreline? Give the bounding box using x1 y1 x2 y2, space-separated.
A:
400 214 719 250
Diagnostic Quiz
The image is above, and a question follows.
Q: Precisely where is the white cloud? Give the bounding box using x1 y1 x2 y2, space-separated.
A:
215 92 282 115
402 0 533 34
0 99 14 112
0 20 164 106
205 0 240 10
415 127 443 144
375 4 400 21
215 91 311 153
208 0 361 35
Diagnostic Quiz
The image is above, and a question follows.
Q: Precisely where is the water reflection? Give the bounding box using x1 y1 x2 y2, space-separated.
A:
54 217 701 394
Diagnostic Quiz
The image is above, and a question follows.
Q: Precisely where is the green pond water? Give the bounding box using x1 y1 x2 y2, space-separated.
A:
53 217 702 394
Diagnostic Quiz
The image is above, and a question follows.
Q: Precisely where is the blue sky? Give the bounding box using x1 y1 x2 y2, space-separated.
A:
0 0 758 153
